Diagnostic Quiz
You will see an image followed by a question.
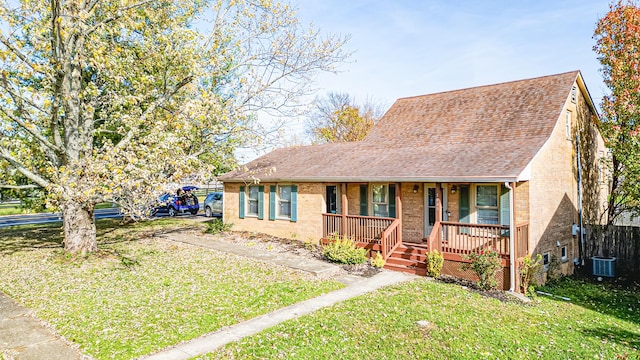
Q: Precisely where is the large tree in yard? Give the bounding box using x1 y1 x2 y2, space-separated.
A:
594 0 640 223
0 0 348 254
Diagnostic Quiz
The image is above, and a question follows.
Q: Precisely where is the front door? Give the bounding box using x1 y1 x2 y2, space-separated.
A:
326 186 338 214
424 185 436 237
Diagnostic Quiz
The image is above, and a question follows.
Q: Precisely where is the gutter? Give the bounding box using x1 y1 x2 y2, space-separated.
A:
221 176 520 183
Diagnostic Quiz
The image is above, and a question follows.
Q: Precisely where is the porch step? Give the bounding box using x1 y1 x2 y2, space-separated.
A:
383 244 428 276
384 263 427 276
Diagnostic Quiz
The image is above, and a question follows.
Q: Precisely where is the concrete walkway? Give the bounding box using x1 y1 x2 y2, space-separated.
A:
0 292 85 360
140 271 415 360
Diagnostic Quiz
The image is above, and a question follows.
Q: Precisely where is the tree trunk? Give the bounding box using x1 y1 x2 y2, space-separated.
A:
62 200 97 255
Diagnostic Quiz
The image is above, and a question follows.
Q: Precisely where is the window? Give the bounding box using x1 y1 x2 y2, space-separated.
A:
543 252 550 271
561 246 568 262
278 185 292 218
476 185 498 224
571 86 577 103
247 186 259 216
371 184 389 217
566 110 572 140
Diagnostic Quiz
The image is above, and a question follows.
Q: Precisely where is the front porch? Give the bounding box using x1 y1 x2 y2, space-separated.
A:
322 213 530 290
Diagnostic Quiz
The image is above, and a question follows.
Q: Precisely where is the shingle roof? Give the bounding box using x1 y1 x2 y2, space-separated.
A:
220 71 584 183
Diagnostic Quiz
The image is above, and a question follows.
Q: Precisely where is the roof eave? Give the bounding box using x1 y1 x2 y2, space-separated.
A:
221 175 521 183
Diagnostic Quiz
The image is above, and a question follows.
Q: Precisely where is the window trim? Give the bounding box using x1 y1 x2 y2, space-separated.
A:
565 110 572 140
561 246 568 262
371 183 389 218
475 184 499 225
246 185 260 217
543 252 550 271
276 184 293 219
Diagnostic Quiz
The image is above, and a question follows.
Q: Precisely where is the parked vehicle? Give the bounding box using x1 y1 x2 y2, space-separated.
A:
203 192 223 217
152 186 200 217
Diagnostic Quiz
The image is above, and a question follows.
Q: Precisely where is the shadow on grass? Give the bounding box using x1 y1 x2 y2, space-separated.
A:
581 327 640 350
0 218 209 255
539 276 640 327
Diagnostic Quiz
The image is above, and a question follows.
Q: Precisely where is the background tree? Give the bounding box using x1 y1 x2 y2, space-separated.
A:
594 0 640 223
0 0 348 254
307 92 384 143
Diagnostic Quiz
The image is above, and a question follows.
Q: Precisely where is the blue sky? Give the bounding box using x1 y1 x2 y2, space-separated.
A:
292 0 610 113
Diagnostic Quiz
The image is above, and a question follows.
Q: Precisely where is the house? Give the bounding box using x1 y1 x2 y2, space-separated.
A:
219 71 609 291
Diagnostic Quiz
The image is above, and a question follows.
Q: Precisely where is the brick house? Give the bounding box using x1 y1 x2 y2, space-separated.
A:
219 71 609 291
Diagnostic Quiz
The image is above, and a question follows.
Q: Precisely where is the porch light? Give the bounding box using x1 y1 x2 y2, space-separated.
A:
451 185 457 194
413 185 419 193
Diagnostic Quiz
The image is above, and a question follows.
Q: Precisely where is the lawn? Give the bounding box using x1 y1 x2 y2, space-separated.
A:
204 278 639 359
0 219 344 359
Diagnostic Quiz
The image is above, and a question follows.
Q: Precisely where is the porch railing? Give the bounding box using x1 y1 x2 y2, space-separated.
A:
429 221 530 257
380 218 401 260
438 221 510 255
515 223 529 258
322 213 395 244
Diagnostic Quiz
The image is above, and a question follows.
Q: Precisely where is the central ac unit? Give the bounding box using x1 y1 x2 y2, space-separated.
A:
592 257 616 277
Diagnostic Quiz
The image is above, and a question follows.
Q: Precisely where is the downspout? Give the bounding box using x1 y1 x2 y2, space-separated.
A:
505 182 515 292
576 133 584 265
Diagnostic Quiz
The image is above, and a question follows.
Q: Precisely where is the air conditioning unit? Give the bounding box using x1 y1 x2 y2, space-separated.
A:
592 257 616 277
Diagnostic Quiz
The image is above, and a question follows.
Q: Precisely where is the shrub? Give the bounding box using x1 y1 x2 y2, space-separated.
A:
425 250 444 278
519 253 543 297
461 248 502 290
370 251 385 268
206 219 232 234
322 235 367 265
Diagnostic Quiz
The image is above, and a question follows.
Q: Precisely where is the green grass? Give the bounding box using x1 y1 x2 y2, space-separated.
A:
0 202 115 215
0 219 344 359
203 278 639 359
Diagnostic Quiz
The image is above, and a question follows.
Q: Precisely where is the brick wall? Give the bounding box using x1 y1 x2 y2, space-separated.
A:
223 182 325 242
528 80 608 278
401 183 425 243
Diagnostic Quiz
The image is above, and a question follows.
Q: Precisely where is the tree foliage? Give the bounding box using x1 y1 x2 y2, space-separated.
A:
594 0 640 223
307 92 383 143
0 0 348 253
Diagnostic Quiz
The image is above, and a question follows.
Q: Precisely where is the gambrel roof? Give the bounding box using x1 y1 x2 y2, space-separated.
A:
220 71 595 183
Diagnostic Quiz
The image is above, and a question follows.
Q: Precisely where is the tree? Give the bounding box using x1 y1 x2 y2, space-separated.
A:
307 92 384 143
594 0 640 223
0 0 348 254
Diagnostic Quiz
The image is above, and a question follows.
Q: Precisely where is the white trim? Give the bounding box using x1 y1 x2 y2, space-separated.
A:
276 184 293 220
246 185 259 217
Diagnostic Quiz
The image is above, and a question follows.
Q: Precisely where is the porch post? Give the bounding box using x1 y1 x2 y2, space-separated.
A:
341 183 348 237
435 183 443 223
396 183 403 243
511 181 519 292
507 181 516 292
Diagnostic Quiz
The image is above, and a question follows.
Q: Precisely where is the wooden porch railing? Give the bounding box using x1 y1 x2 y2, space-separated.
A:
322 213 395 243
434 221 510 255
380 218 401 260
428 221 530 257
515 223 529 258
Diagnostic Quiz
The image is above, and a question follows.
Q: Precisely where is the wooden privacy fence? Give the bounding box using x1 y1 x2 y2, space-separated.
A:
584 225 640 280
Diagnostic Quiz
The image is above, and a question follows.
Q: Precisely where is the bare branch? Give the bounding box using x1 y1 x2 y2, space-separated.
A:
0 184 39 189
0 146 51 188
0 34 43 74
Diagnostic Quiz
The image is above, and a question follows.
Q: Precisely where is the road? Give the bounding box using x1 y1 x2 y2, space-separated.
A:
0 207 123 228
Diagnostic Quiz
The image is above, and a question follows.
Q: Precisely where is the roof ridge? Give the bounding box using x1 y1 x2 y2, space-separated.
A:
397 70 579 101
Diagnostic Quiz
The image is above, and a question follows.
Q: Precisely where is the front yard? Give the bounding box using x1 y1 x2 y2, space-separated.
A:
1 218 639 359
204 278 639 359
0 219 344 359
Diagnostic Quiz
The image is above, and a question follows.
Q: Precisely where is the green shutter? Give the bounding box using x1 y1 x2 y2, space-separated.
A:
258 186 264 220
459 185 470 223
389 185 396 218
290 185 298 222
239 186 245 219
500 184 510 226
269 185 276 220
359 185 368 216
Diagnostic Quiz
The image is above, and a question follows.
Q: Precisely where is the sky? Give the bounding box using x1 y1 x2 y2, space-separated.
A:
241 0 613 161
